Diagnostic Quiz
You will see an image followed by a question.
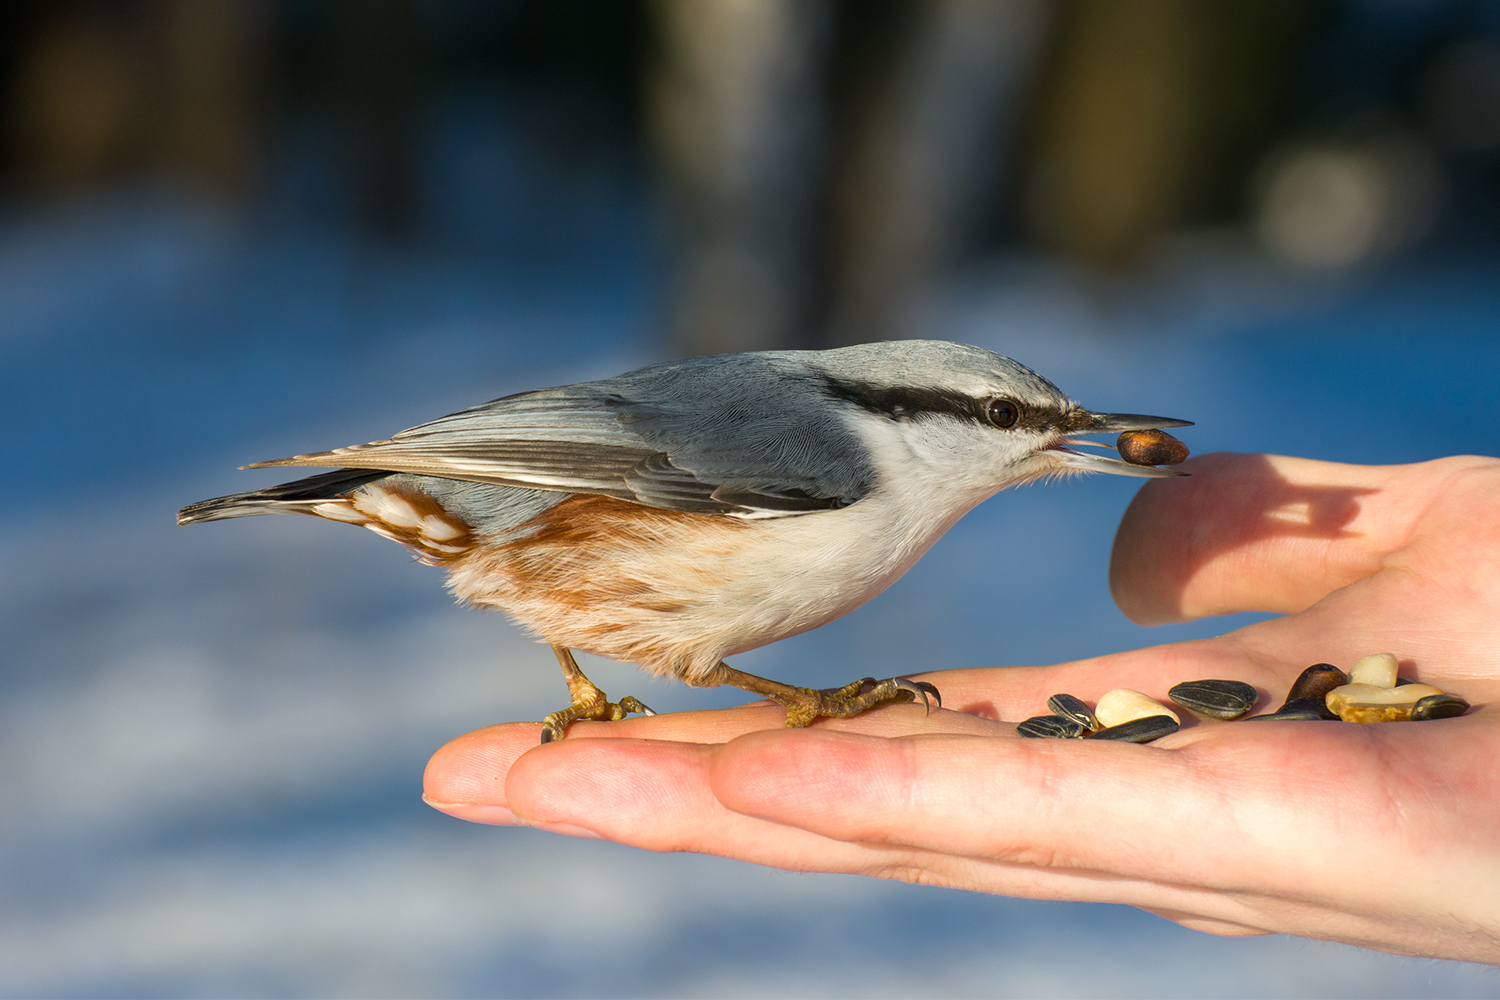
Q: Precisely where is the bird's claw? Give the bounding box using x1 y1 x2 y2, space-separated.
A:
894 677 942 714
620 696 656 716
540 693 655 743
782 675 944 727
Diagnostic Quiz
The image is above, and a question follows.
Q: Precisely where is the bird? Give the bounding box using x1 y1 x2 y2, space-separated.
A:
178 340 1191 741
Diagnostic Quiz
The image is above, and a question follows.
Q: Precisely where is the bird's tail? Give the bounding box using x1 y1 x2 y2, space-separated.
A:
177 469 388 525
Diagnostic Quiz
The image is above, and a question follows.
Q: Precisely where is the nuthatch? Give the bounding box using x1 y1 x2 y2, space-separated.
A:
179 340 1190 741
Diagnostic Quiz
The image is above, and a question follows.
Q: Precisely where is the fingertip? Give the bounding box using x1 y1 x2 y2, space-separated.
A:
422 722 539 811
421 796 521 826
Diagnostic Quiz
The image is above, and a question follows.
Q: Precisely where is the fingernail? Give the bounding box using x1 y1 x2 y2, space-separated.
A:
514 818 604 840
422 796 519 826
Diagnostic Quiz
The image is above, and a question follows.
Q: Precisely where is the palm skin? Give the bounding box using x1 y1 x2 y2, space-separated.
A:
423 453 1500 965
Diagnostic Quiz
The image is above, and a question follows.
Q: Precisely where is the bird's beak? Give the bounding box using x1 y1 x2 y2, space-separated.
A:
1050 411 1194 479
1084 412 1194 433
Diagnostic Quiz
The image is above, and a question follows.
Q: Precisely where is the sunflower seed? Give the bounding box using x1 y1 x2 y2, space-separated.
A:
1410 693 1470 721
1017 714 1088 739
1046 693 1098 731
1087 715 1180 743
1168 679 1257 719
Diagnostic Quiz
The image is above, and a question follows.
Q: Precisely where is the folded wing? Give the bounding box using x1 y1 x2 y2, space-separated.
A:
245 367 874 516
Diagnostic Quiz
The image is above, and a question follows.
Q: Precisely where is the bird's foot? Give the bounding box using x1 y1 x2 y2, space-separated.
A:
712 664 941 728
541 645 654 743
781 676 941 727
540 693 655 744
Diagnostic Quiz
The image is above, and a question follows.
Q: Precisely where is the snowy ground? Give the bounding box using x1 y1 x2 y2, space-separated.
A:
2 195 1498 997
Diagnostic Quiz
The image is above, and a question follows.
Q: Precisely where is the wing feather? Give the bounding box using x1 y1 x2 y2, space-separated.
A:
245 360 875 515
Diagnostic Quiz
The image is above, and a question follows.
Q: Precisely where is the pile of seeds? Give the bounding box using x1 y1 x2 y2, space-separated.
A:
1259 654 1471 723
1017 654 1471 743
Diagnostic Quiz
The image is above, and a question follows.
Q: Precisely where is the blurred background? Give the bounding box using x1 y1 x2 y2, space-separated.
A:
2 0 1499 996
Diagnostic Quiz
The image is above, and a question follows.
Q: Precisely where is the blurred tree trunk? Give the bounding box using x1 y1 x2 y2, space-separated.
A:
332 0 427 238
1021 0 1311 270
5 0 266 202
6 5 150 195
155 0 266 200
1024 0 1193 269
823 0 1050 344
647 0 832 355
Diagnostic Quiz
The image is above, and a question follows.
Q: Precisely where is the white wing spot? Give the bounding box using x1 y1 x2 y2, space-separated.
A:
421 515 465 541
362 491 425 530
311 502 367 523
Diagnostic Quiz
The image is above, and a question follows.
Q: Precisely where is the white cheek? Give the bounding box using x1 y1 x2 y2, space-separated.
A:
846 410 1057 510
903 420 1052 485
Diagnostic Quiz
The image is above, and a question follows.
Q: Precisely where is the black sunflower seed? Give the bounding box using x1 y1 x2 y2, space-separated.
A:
1086 715 1179 743
1410 694 1470 721
1016 715 1088 739
1046 693 1097 731
1168 679 1257 720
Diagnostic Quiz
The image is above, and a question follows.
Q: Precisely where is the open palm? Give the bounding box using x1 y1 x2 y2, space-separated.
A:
424 453 1500 965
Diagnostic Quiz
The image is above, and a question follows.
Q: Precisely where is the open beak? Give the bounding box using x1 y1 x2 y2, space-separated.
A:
1085 412 1194 433
1052 412 1194 479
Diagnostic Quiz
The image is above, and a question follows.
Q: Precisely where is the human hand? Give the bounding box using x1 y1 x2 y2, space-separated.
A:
423 453 1500 965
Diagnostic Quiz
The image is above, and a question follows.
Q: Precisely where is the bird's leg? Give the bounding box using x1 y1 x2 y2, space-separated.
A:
713 663 941 728
539 645 655 743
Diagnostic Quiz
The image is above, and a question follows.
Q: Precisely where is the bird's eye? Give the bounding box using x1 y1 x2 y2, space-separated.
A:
986 398 1020 428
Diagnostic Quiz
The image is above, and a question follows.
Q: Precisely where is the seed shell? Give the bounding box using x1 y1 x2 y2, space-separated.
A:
1410 694 1470 721
1285 664 1348 705
1087 715 1180 743
1016 715 1088 739
1168 679 1257 720
1116 429 1190 466
1046 693 1098 731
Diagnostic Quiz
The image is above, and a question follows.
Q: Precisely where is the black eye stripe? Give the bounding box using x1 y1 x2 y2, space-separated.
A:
820 376 985 422
819 376 1047 431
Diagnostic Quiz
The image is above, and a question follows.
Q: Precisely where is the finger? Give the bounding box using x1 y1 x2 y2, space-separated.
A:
501 735 1287 931
439 707 1500 959
705 719 1500 941
495 731 1283 929
421 640 1302 831
422 702 1009 823
709 728 1220 877
501 735 912 873
1110 453 1418 625
422 724 533 824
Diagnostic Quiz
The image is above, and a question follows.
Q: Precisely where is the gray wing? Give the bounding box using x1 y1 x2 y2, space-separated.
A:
245 355 878 515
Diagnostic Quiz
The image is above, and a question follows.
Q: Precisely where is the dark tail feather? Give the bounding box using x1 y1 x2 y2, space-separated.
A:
178 469 388 525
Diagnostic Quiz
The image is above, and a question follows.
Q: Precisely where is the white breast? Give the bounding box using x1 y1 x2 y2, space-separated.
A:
663 409 1029 669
